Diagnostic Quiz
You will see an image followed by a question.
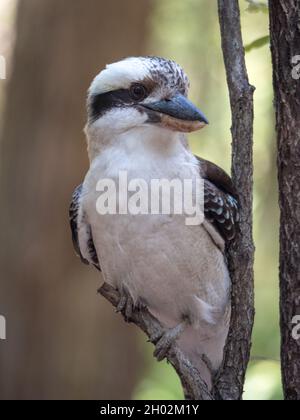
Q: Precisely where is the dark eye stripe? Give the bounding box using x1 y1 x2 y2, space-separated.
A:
89 89 133 122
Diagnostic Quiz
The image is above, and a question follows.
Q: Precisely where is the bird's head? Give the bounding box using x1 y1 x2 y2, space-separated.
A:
85 56 208 158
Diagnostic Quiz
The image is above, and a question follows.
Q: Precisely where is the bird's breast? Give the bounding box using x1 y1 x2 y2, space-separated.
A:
82 148 230 327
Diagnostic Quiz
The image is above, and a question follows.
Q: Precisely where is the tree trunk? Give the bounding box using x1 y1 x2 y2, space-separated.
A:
0 0 151 399
269 0 300 401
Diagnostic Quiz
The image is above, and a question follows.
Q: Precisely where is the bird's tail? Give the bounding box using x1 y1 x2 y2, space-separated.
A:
177 324 229 391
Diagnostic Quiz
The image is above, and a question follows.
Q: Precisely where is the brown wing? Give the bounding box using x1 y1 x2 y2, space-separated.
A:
196 156 240 243
69 184 100 270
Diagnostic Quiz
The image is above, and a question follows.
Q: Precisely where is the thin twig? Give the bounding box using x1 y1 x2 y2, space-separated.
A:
213 0 255 401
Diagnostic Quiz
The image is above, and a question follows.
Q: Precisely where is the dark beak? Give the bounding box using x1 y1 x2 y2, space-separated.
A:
143 93 209 132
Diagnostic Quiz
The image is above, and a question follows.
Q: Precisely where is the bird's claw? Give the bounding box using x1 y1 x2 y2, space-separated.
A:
116 286 145 322
153 331 175 361
152 322 186 362
116 289 134 322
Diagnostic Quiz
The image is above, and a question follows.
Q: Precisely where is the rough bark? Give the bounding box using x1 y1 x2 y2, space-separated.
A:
212 0 255 400
269 0 300 401
0 0 151 400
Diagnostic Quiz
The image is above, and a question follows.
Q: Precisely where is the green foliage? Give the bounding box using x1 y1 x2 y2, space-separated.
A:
245 35 270 52
244 361 282 400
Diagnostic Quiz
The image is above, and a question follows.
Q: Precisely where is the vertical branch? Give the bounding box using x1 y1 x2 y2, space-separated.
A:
269 0 300 401
213 0 255 400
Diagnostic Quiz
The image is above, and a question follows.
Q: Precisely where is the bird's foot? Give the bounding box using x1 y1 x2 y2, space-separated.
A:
152 322 186 362
116 286 145 322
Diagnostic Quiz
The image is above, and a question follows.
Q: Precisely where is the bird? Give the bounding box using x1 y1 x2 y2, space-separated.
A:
70 56 239 391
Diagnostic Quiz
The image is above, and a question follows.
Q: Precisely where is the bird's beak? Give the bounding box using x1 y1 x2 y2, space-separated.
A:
143 93 209 133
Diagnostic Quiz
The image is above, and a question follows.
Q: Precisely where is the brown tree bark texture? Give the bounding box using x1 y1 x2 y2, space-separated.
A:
213 0 255 400
269 0 300 401
0 0 151 399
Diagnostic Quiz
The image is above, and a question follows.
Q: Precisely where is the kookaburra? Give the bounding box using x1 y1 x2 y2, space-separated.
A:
70 56 239 390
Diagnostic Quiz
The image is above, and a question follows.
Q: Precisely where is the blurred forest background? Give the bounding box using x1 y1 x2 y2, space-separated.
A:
0 0 281 400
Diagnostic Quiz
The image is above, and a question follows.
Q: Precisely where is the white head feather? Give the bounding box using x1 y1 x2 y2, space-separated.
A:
89 57 151 96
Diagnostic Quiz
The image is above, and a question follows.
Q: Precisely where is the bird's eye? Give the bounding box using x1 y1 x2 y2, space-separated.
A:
130 83 147 101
